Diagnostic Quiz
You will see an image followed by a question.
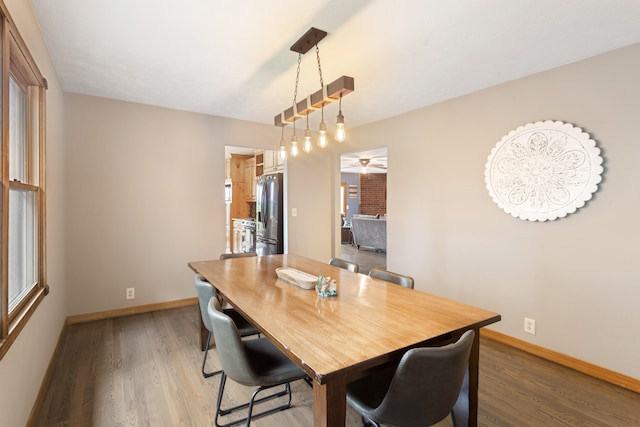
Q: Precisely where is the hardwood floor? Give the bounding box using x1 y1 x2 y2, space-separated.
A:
339 243 386 275
33 306 639 426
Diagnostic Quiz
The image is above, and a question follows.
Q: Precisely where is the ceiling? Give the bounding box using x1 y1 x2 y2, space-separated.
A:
30 0 640 131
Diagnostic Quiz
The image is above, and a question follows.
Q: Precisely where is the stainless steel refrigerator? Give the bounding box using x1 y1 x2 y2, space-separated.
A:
256 173 283 255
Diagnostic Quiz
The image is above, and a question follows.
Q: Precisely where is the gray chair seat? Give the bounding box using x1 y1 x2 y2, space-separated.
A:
208 298 306 426
346 330 475 427
346 364 397 414
235 334 304 387
194 274 259 379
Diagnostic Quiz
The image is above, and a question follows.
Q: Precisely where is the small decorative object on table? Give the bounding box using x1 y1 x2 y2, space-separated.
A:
316 275 338 298
275 267 317 289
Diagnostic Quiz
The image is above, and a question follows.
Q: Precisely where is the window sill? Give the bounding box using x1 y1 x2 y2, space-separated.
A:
0 285 48 361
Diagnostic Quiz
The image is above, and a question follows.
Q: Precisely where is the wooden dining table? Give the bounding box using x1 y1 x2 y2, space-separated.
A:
189 254 501 427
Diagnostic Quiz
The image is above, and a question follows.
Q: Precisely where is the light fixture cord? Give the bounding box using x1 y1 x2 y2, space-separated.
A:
316 44 324 88
293 53 302 107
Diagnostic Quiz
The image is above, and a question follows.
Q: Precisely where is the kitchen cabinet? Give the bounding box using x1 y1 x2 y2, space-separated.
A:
245 157 256 200
263 150 283 173
228 154 251 246
275 150 284 170
229 154 246 182
263 150 274 172
255 152 264 176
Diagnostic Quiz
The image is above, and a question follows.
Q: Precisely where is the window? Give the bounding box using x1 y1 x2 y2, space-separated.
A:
0 4 48 361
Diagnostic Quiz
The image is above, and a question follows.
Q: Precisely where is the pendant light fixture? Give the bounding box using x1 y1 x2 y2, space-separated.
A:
318 105 328 149
289 52 301 158
303 113 312 153
290 120 299 157
279 126 287 160
335 93 345 143
274 27 354 156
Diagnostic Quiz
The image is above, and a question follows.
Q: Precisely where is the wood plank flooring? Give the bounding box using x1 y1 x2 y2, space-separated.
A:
33 306 639 426
339 243 386 275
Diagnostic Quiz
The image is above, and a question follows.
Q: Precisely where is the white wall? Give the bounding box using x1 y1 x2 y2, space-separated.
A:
324 43 640 379
0 0 67 426
286 147 336 260
64 94 280 315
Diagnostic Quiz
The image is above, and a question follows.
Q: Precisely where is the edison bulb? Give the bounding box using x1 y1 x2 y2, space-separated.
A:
335 122 345 143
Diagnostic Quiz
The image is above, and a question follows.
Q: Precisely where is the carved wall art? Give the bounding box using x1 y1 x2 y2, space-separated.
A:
485 120 603 221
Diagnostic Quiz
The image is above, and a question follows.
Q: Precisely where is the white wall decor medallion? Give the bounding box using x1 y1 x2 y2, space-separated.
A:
485 120 603 221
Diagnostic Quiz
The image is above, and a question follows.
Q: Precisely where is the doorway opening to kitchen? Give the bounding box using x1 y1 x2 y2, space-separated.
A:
225 145 284 254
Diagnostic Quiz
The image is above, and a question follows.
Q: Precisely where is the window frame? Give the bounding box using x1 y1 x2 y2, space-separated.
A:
0 2 48 361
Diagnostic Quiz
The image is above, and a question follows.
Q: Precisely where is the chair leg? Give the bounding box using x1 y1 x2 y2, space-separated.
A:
202 331 222 378
361 415 380 427
214 372 295 427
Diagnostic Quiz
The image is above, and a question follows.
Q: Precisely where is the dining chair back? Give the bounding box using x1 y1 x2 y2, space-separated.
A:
368 267 414 289
207 298 306 426
220 252 257 260
329 257 359 273
346 330 475 427
194 275 258 378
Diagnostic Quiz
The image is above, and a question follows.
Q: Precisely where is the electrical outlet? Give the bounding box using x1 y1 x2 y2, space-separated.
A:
126 287 135 300
524 317 536 335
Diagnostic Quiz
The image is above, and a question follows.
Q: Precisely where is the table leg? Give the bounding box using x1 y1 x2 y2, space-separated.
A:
313 379 347 427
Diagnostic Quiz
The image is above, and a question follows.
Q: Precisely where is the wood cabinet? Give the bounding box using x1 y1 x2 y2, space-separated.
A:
245 157 256 201
275 150 284 170
255 152 264 176
263 150 284 173
263 150 274 172
229 155 246 182
228 154 251 247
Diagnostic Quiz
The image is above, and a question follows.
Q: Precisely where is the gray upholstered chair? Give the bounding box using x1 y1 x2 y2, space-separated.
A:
194 275 259 378
329 257 359 273
346 330 475 427
368 267 414 289
207 298 307 427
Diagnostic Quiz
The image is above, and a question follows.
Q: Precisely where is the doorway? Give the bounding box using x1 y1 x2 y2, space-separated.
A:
339 147 387 273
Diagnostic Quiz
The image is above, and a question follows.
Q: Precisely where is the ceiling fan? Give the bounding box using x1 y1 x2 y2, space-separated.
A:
358 158 386 170
340 149 388 173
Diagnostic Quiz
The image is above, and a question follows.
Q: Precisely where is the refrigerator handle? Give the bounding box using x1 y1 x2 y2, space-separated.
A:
257 179 264 224
263 182 269 227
